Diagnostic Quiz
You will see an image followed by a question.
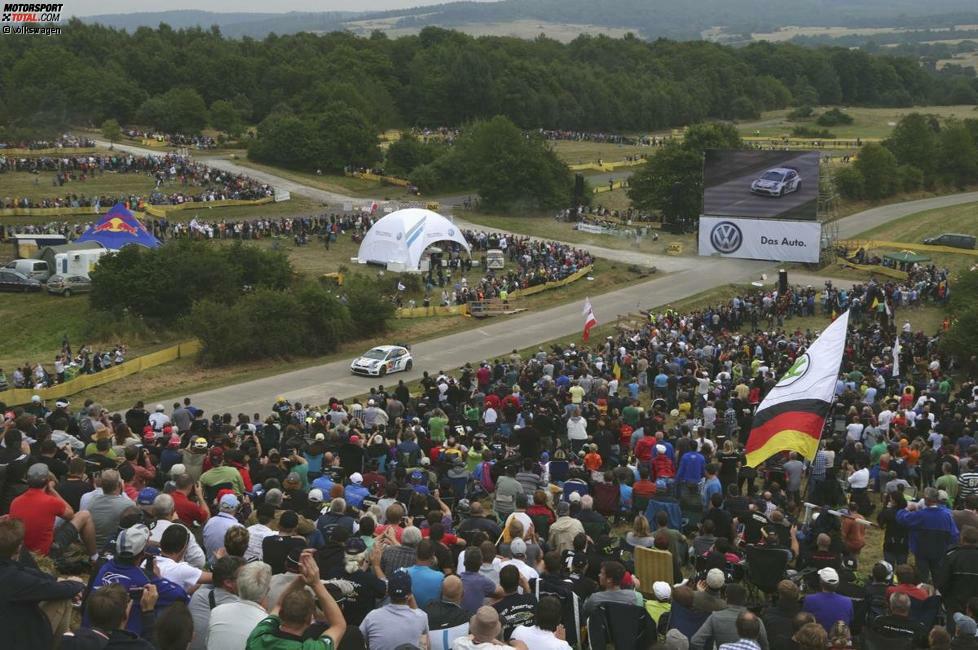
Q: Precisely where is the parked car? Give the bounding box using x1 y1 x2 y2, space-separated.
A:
0 269 43 292
46 274 93 296
923 233 976 249
750 167 802 197
4 258 51 282
350 345 413 377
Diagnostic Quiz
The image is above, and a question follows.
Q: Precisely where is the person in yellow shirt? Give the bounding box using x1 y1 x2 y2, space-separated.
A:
569 382 585 405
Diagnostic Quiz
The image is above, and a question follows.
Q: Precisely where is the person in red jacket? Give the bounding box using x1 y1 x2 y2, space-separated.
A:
170 474 210 528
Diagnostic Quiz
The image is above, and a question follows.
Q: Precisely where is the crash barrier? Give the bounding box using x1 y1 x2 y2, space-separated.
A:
593 180 627 194
346 171 412 187
0 147 99 156
0 340 201 406
836 259 908 280
139 138 170 148
838 239 978 257
142 197 274 217
742 137 881 150
468 298 526 318
568 158 646 173
395 303 470 318
512 264 593 298
0 205 103 217
464 265 594 318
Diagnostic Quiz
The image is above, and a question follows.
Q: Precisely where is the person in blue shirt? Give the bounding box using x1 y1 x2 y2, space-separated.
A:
802 567 853 634
344 472 370 509
896 486 960 582
403 540 445 608
85 524 152 636
700 463 722 508
311 472 335 495
676 447 706 488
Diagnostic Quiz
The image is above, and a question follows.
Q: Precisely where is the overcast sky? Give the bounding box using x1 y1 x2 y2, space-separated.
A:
68 0 488 16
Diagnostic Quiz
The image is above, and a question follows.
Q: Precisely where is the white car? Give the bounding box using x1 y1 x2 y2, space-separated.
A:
350 345 413 377
750 167 801 197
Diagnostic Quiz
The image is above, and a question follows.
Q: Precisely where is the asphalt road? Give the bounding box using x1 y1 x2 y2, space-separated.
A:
703 151 818 220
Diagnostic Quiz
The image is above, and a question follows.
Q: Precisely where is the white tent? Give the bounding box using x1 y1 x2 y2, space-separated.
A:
356 208 470 271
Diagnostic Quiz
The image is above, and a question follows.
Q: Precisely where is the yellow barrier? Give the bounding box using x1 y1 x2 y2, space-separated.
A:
379 130 402 143
509 265 593 298
0 147 99 156
142 197 273 217
0 205 103 217
839 239 978 257
742 136 880 150
395 304 470 318
0 340 201 406
837 260 908 280
139 139 169 148
593 181 627 194
346 171 412 188
568 159 646 172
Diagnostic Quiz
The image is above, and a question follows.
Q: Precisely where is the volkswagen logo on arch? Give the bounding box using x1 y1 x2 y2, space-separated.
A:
710 221 743 254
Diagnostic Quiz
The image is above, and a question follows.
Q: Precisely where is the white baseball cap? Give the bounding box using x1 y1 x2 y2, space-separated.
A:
818 567 839 585
653 581 672 601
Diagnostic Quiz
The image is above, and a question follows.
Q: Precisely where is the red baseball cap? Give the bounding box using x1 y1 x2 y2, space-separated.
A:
209 446 224 458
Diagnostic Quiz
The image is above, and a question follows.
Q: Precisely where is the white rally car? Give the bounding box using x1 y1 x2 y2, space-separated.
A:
750 167 802 197
350 344 413 377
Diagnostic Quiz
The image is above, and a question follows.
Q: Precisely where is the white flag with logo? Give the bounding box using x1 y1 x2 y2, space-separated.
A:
582 297 593 317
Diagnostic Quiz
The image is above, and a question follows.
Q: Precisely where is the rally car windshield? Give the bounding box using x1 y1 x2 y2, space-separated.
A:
362 349 388 360
760 171 785 181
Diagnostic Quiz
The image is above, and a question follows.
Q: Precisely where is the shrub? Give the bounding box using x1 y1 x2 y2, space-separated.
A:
834 166 864 200
791 126 836 139
787 106 814 120
816 108 854 127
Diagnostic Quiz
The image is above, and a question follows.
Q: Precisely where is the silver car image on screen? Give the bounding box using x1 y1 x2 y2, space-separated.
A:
750 167 801 197
704 150 819 221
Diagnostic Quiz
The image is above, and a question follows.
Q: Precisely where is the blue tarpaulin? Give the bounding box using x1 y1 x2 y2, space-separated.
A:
76 203 161 250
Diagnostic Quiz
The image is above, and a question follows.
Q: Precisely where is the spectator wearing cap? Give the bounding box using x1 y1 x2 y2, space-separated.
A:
0 517 86 649
500 536 540 582
199 446 245 496
181 438 209 483
345 472 369 510
261 510 307 575
171 474 210 528
897 486 959 583
870 591 928 648
147 492 206 569
159 433 184 475
208 561 272 650
548 501 585 554
188 556 245 650
802 567 853 634
203 493 241 562
360 569 430 650
690 568 728 614
86 524 154 635
691 584 769 650
246 550 346 650
646 580 673 627
9 462 98 558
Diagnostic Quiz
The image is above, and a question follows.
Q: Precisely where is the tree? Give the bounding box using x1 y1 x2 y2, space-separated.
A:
385 133 440 177
136 88 208 133
248 112 308 169
343 275 395 336
834 166 864 200
100 118 121 144
306 103 381 172
209 99 244 138
937 122 978 189
628 142 704 221
853 143 898 200
941 269 978 362
816 108 854 126
884 113 939 183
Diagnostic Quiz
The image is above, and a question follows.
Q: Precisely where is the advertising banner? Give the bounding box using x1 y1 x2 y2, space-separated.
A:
704 150 820 221
698 216 822 263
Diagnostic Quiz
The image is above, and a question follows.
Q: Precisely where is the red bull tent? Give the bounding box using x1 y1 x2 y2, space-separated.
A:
76 203 161 250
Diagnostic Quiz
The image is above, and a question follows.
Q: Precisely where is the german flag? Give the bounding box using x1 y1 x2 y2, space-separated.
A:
745 310 850 467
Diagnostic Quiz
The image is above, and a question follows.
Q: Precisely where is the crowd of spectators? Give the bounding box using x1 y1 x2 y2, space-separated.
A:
0 344 128 392
0 153 272 209
0 135 96 150
122 129 219 149
2 271 975 650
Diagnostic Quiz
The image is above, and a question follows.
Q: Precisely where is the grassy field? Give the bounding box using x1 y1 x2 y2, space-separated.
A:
939 50 978 71
461 211 697 257
737 105 978 140
231 160 417 201
1 170 158 201
550 140 651 165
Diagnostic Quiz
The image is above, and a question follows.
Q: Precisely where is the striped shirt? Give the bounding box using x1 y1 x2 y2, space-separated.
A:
719 640 762 650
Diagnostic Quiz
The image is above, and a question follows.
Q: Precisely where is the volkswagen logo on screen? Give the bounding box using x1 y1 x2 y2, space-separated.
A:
710 221 743 254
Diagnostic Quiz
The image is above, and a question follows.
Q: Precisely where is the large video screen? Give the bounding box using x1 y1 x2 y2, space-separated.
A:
703 150 820 221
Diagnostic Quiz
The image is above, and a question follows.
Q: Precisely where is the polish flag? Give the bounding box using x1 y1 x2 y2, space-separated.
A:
583 302 597 342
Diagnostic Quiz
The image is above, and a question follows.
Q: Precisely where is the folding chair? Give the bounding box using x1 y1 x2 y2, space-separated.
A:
633 546 674 597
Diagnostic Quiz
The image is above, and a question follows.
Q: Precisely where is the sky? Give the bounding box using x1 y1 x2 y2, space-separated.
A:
68 0 491 16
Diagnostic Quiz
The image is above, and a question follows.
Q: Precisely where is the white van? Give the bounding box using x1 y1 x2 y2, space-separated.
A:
4 259 51 282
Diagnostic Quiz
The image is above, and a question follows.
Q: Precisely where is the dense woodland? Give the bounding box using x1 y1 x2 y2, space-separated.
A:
1 20 977 138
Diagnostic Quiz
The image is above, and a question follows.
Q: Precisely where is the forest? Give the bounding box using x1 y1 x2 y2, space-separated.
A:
1 20 976 137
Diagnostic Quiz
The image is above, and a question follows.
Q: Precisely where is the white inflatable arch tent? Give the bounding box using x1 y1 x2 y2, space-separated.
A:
356 208 471 271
